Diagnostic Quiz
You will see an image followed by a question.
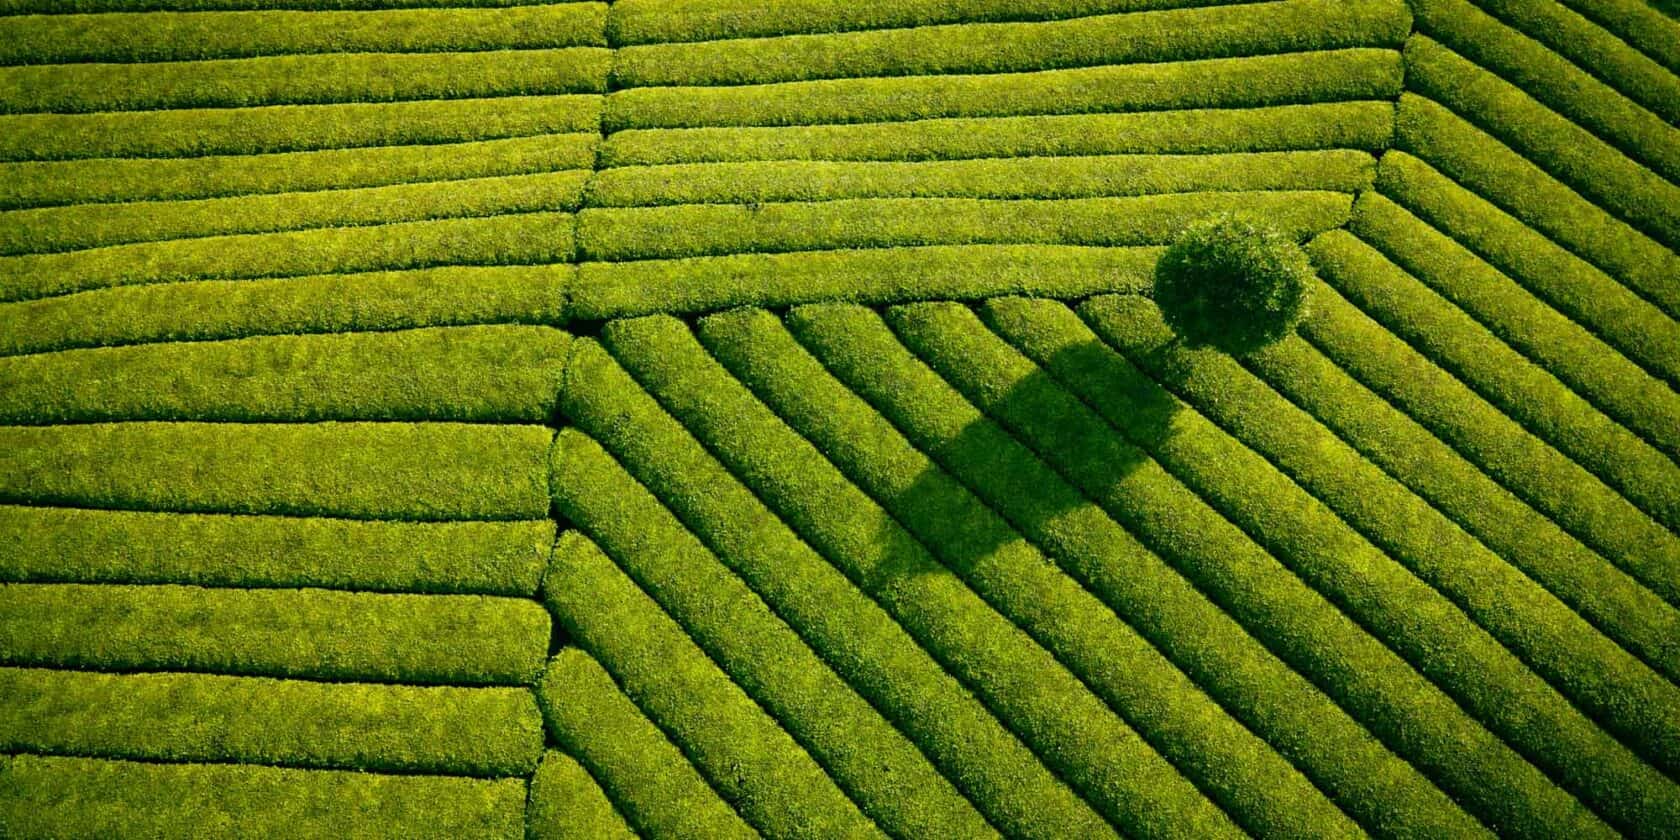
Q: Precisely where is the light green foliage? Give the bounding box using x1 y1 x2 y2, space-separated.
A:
0 422 553 520
0 505 554 595
0 0 592 9
1557 0 1680 72
526 751 637 840
0 583 550 684
0 667 544 775
0 755 528 839
0 326 570 423
1474 0 1679 123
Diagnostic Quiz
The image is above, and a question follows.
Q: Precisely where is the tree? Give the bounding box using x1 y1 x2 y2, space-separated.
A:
1151 213 1314 355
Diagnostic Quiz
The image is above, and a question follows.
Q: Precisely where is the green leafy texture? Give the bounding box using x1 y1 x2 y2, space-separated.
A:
613 0 1409 87
0 326 570 424
0 422 552 521
571 245 1157 320
1410 0 1680 185
1309 229 1680 532
0 667 544 775
0 4 606 64
0 583 549 685
558 338 1104 840
536 645 756 840
699 307 1361 839
603 315 1237 840
0 755 527 839
884 300 1608 839
1557 0 1680 72
587 150 1375 207
0 0 590 9
602 49 1404 130
0 132 598 211
0 48 611 114
598 101 1395 167
1373 150 1680 388
551 428 994 839
1151 212 1315 355
526 750 637 840
0 265 569 357
0 506 553 595
577 192 1351 261
1352 191 1680 461
1080 294 1680 784
0 210 575 303
0 94 601 162
788 302 1486 839
1303 239 1680 608
1473 0 1680 124
0 170 590 255
539 528 884 839
1400 60 1680 305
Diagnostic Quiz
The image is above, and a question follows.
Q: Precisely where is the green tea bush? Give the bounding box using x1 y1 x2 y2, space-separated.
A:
1474 0 1679 123
1557 0 1680 73
1151 213 1313 355
0 0 582 9
526 751 637 840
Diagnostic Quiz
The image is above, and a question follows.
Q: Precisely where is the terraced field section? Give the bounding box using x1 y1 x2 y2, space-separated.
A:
1 0 1676 837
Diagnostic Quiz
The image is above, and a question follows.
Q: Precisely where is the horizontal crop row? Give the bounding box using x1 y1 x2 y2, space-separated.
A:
0 0 595 11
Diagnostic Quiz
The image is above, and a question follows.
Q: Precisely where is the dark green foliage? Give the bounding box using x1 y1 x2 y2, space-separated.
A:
1152 213 1314 354
526 751 637 840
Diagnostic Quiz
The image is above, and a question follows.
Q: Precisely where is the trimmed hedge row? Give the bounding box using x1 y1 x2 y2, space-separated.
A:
587 151 1376 207
551 428 991 839
536 645 756 840
1402 47 1680 282
1303 241 1680 608
698 307 1361 839
0 47 611 114
527 751 637 840
883 300 1608 839
558 338 1110 840
1081 294 1680 783
0 667 544 775
0 505 553 595
1558 0 1680 72
613 0 1408 87
0 5 606 65
1474 0 1679 123
603 315 1240 839
0 326 570 424
0 583 550 685
0 265 570 357
0 210 575 303
0 0 590 10
0 132 598 211
570 245 1157 320
598 101 1395 167
1374 150 1680 388
0 170 589 256
576 192 1352 261
788 302 1487 839
601 49 1404 130
540 527 885 840
0 755 528 839
1353 192 1680 461
0 422 553 520
0 94 601 162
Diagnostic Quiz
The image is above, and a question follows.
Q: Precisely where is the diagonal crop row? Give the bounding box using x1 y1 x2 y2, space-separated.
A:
1472 0 1679 123
1557 0 1680 72
526 750 637 840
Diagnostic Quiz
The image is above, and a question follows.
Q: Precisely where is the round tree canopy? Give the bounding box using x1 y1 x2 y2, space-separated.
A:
1151 213 1315 355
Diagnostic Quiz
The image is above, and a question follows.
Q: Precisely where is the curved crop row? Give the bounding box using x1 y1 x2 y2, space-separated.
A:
0 265 569 357
587 151 1375 207
0 47 611 114
551 428 993 839
0 505 553 595
602 49 1404 130
0 325 570 424
0 583 550 684
540 529 884 839
526 751 636 840
576 192 1351 261
0 210 575 303
598 102 1395 167
0 755 527 839
0 667 544 775
0 94 601 162
613 0 1408 88
0 4 605 65
698 307 1361 839
535 645 755 839
1473 0 1679 123
558 338 1108 839
0 422 553 520
882 300 1608 839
